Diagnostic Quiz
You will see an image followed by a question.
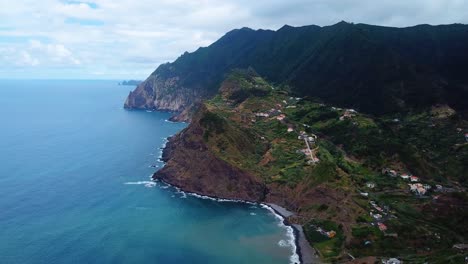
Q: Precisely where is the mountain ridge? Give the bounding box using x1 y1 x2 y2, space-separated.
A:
124 21 468 120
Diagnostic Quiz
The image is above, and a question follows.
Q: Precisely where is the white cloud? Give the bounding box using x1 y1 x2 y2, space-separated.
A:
0 0 467 79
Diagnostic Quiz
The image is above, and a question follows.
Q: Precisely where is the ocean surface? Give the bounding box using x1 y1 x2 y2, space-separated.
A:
0 80 297 264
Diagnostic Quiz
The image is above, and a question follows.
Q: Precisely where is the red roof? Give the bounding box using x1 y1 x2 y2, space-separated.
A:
378 223 387 231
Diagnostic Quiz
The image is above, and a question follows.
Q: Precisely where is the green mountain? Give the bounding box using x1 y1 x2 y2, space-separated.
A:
125 22 468 118
125 22 468 262
155 70 468 262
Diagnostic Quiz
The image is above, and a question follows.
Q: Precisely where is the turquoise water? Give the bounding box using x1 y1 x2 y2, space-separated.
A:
0 80 296 264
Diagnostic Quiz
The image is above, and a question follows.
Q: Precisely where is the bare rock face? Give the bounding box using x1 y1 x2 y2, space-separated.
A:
124 72 203 117
153 108 267 202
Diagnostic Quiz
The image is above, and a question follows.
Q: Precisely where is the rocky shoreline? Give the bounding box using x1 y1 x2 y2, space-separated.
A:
151 105 325 263
154 176 319 264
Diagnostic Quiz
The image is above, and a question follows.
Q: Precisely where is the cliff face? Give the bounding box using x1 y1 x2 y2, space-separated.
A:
153 106 267 201
124 65 205 116
125 22 468 118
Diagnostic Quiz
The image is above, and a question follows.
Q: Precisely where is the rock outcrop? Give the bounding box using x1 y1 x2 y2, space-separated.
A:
153 106 267 201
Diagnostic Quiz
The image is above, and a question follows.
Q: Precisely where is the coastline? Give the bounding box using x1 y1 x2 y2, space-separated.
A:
265 204 321 264
155 177 319 264
154 130 321 263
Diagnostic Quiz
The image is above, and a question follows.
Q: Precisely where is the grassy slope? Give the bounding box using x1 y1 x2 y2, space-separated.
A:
197 71 467 262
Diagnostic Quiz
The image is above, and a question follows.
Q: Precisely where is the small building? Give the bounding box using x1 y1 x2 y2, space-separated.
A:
378 223 388 231
400 174 410 180
417 187 427 195
465 133 468 142
287 127 294 133
383 258 401 264
410 176 419 182
382 168 397 177
276 114 286 121
371 213 382 220
255 112 269 118
408 184 418 192
366 182 376 189
326 231 336 238
360 192 369 197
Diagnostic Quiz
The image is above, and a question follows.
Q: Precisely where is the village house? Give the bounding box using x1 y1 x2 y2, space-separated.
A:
269 108 281 116
276 114 286 121
465 133 468 142
371 212 382 220
326 231 336 238
383 258 402 264
400 174 410 180
366 182 376 189
382 168 397 177
378 223 388 231
287 127 294 133
410 176 419 182
300 148 311 155
360 192 369 197
409 183 428 195
308 157 320 164
255 112 269 118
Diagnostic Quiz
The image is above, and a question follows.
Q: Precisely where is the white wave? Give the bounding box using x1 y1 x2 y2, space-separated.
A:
154 179 299 264
261 204 300 264
124 181 157 189
144 182 157 188
278 239 288 247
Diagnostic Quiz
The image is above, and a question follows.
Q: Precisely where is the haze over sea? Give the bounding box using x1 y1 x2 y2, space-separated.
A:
0 80 296 264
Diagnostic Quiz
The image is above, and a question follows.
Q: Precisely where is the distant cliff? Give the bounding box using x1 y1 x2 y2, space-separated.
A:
124 22 468 119
119 80 142 86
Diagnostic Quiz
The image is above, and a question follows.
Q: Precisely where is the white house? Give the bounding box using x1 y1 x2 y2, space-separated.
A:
400 174 410 180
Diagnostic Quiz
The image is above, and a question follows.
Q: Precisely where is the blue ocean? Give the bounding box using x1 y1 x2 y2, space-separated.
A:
0 80 297 264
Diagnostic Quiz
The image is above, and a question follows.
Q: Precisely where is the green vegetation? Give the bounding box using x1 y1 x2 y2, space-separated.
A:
197 71 467 262
304 219 344 260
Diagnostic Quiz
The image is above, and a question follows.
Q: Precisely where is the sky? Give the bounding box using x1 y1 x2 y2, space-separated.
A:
1 0 467 80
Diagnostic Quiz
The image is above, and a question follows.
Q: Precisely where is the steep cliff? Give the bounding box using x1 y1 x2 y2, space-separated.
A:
125 22 468 118
154 104 267 201
124 64 205 114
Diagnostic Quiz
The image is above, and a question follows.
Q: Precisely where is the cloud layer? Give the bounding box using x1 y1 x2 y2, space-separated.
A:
1 0 467 79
